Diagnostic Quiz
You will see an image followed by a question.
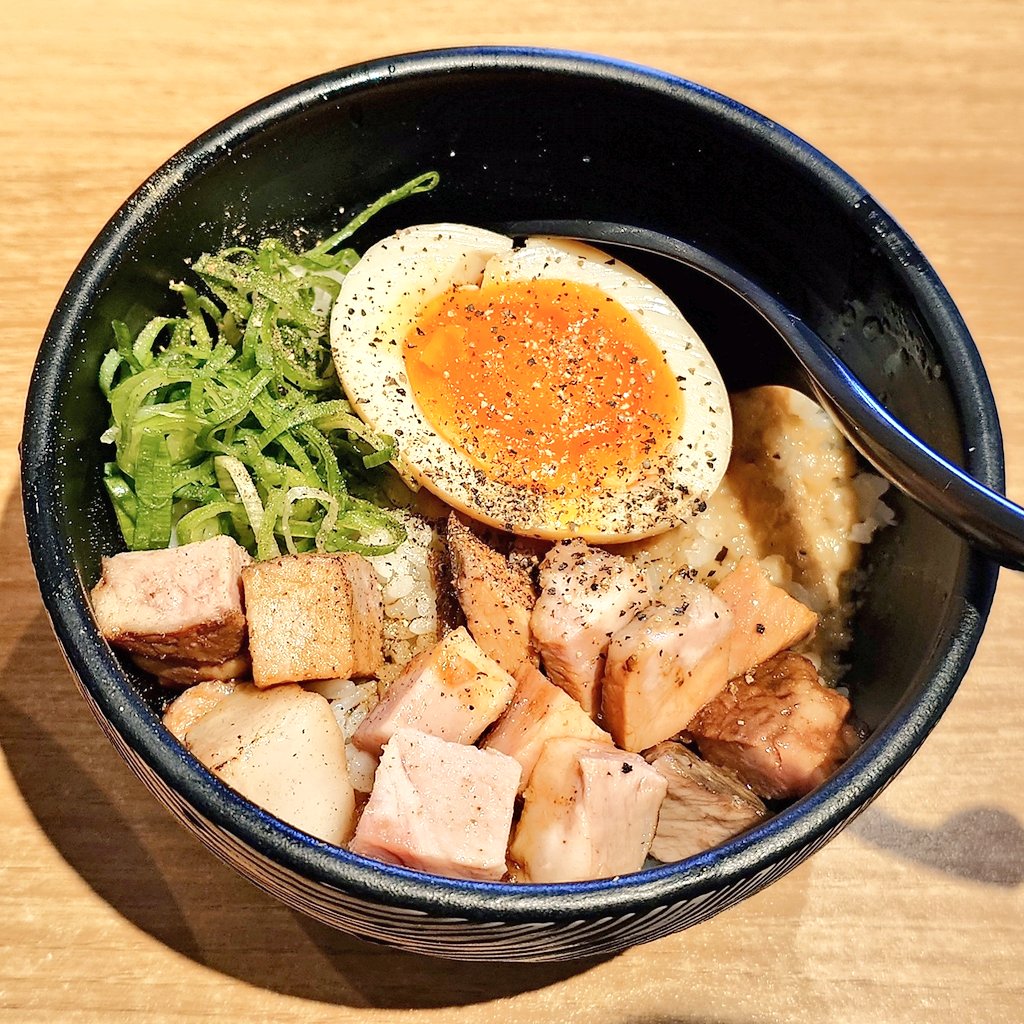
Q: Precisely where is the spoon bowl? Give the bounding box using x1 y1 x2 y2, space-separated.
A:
501 219 1023 570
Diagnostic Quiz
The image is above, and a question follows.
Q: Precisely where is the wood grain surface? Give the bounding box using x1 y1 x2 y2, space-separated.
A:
2 2 1022 1021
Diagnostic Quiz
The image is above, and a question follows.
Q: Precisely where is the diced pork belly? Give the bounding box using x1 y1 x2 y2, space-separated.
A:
242 552 383 687
602 573 734 752
90 535 249 663
530 539 649 716
713 556 817 678
352 626 517 755
349 728 521 881
508 737 667 883
690 651 862 800
131 652 251 688
175 682 356 845
482 663 613 791
447 514 539 672
163 679 239 741
645 741 767 862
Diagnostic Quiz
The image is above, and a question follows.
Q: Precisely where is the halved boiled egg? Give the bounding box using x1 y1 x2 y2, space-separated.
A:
329 223 731 541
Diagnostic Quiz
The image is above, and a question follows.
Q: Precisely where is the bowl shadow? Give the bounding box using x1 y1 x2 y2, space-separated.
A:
848 805 1024 887
0 483 609 1008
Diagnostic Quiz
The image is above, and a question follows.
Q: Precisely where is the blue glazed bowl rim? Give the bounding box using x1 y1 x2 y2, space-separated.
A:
21 45 1002 922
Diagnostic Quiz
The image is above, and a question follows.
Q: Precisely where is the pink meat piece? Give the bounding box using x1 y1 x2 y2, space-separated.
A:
602 572 734 752
690 651 863 800
90 535 249 663
482 663 613 792
352 627 517 755
645 741 766 862
529 539 649 716
349 728 521 881
508 736 667 883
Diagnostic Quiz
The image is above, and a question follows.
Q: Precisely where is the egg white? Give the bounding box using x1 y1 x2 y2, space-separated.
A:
329 223 731 541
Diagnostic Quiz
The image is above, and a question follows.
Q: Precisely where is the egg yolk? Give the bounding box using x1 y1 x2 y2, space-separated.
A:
403 277 682 497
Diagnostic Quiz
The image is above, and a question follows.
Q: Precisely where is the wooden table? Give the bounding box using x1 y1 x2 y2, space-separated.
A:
3 2 1022 1021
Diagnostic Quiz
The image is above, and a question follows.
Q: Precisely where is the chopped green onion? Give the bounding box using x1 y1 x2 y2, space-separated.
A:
96 173 438 558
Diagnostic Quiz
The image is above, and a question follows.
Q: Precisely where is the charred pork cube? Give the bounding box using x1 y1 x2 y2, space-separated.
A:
241 552 383 687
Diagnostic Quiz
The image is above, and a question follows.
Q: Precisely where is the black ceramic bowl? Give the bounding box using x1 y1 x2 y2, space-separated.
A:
21 47 1001 961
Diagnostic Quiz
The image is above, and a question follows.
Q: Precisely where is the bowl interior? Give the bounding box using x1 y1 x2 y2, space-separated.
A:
23 49 1001 919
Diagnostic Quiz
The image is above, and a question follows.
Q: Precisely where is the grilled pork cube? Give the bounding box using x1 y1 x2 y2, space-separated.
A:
530 539 649 716
690 651 862 800
131 651 251 688
482 663 613 791
352 626 517 755
349 728 521 881
602 573 734 752
90 535 249 663
644 741 766 862
447 514 539 672
508 737 667 883
242 552 383 687
713 555 817 678
171 681 356 844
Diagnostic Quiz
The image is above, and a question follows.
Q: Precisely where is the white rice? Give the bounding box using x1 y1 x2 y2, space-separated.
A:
363 510 443 686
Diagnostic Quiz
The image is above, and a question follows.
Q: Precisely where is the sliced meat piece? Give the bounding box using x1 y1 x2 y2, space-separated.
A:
529 539 649 716
508 736 667 883
162 679 239 741
690 651 862 800
713 555 817 678
131 651 251 688
349 728 521 881
447 514 538 672
429 539 467 637
351 626 517 755
90 535 249 663
242 552 383 687
644 741 766 862
482 663 613 791
602 573 734 752
175 682 356 844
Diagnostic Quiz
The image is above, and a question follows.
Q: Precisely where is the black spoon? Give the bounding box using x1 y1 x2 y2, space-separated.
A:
499 219 1021 570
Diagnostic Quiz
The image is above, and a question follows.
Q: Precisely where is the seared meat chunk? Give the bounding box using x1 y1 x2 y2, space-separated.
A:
349 728 521 881
90 535 249 663
242 552 383 687
530 539 648 716
482 663 612 791
447 514 539 672
602 572 733 752
690 651 862 800
713 556 817 679
169 681 356 845
352 626 517 755
645 741 766 862
131 651 250 688
508 736 667 883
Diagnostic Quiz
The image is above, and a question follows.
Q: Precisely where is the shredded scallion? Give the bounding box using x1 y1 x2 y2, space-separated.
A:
98 172 438 557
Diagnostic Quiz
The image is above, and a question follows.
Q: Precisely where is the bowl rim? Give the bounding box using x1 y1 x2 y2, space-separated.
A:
21 45 1003 921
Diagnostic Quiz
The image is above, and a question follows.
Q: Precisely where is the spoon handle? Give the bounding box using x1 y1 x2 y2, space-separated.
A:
501 220 1022 570
791 315 1024 570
